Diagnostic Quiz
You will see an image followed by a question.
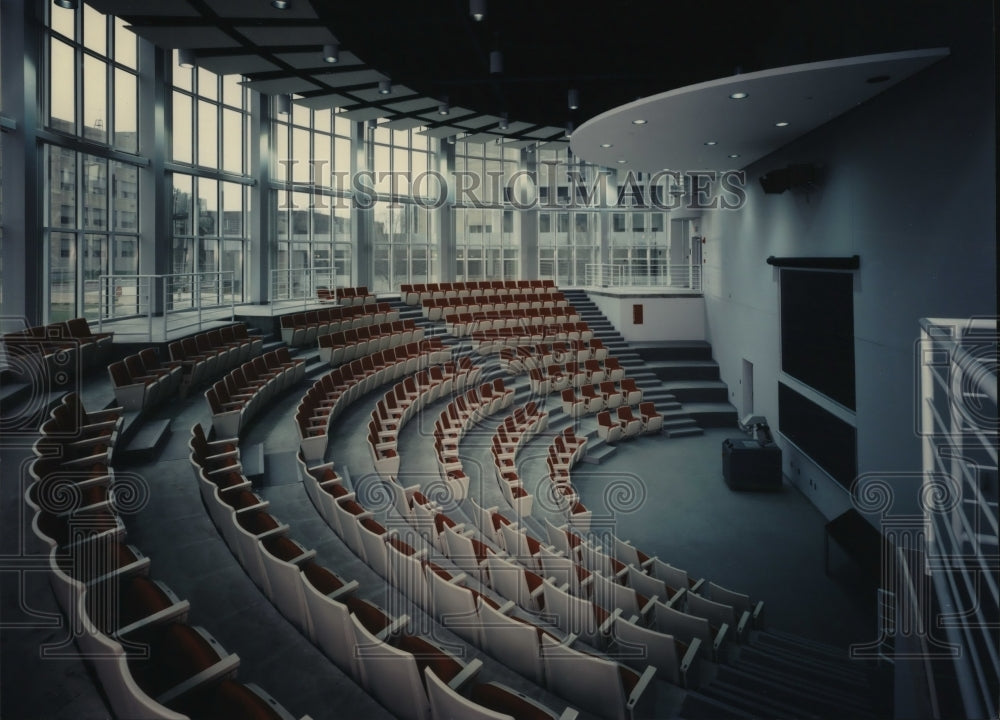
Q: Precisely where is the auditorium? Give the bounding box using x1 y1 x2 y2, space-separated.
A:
0 1 995 718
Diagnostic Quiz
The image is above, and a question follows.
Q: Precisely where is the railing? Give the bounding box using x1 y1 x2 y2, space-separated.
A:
96 271 235 341
917 317 998 720
270 266 341 309
584 263 702 291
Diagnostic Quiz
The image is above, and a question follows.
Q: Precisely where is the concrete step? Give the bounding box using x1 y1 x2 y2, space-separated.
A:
663 417 699 429
120 417 171 462
582 443 618 464
242 442 266 483
667 426 704 438
646 360 721 382
660 380 730 403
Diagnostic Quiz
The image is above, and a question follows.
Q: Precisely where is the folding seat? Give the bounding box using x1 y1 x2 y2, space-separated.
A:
699 580 765 630
618 378 642 406
625 565 680 609
206 329 240 368
123 354 167 408
617 406 642 438
578 539 628 582
426 568 496 646
166 341 205 391
350 613 482 720
137 349 183 396
540 578 614 648
485 554 547 614
544 518 583 561
258 534 316 630
500 478 533 518
604 357 625 382
591 572 655 623
538 545 591 596
580 384 605 414
274 347 306 384
612 618 702 689
583 359 605 385
648 598 729 662
442 525 493 583
196 332 230 371
547 364 570 392
597 411 624 443
401 284 418 305
108 361 152 411
357 516 393 579
685 591 753 642
181 336 218 378
598 380 624 411
123 622 241 709
205 383 243 439
613 536 654 572
66 316 113 351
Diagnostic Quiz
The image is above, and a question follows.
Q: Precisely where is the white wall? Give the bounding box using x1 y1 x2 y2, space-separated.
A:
589 293 706 342
700 8 995 519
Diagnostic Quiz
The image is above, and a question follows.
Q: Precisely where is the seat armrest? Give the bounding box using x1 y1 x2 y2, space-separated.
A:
376 614 410 641
114 600 191 640
328 579 360 601
444 570 468 585
625 665 658 713
680 637 702 688
496 599 517 615
713 622 729 654
599 607 622 635
446 657 483 690
736 609 751 639
639 595 659 622
666 587 687 610
558 710 580 720
752 600 765 627
156 654 241 706
689 577 705 594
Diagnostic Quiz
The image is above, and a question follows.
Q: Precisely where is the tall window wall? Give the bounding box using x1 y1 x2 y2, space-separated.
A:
369 123 438 293
610 209 667 282
454 141 520 282
43 3 141 321
272 102 353 295
170 51 251 304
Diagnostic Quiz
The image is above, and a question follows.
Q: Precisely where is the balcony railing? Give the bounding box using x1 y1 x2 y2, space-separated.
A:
584 263 702 291
270 266 341 309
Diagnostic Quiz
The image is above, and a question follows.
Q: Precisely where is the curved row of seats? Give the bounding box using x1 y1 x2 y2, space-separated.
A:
316 285 376 306
25 394 303 720
530 360 628 394
541 428 594 529
488 404 549 517
401 279 556 305
444 306 582 336
560 379 643 418
317 319 424 366
189 425 506 720
2 316 113 376
295 338 453 463
597 405 664 442
499 339 609 373
279 302 399 347
427 291 569 320
204 349 305 438
368 361 484 480
471 322 594 353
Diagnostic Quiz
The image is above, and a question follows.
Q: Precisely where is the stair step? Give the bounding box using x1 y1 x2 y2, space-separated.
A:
242 442 266 482
121 417 171 462
667 426 704 438
582 443 618 464
663 417 698 429
701 682 823 720
680 691 756 720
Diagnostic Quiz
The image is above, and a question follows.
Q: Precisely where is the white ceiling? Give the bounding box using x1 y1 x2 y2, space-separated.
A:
571 49 949 173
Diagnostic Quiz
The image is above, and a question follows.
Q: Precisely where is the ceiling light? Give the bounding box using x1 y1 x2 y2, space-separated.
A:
177 49 196 69
729 91 748 99
470 0 486 21
53 0 78 8
729 153 740 158
498 113 508 130
565 121 574 139
568 88 579 111
616 159 628 164
378 79 392 95
704 141 717 146
447 135 456 144
271 0 290 9
322 43 340 63
276 94 291 116
775 121 789 127
866 74 891 84
438 100 450 116
600 143 613 148
631 119 647 125
490 50 503 75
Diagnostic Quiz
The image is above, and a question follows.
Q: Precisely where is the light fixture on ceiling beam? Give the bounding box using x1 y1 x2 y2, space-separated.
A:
271 0 291 9
490 50 503 74
447 135 456 144
470 0 486 22
378 79 392 95
322 43 340 63
565 121 574 139
567 87 579 110
53 0 78 9
438 99 450 116
276 94 291 115
729 91 748 99
177 49 196 69
498 113 508 130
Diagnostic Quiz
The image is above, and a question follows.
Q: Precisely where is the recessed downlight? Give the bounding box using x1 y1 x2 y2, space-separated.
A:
616 159 628 164
775 121 789 127
729 153 740 158
600 143 613 148
866 74 891 84
729 91 748 99
631 119 647 125
704 141 717 146
271 0 290 8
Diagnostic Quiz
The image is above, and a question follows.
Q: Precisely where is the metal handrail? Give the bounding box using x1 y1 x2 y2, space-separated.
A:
584 263 702 291
270 266 339 309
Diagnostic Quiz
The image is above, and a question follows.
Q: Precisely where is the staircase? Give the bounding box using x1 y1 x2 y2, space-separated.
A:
561 289 736 438
681 628 892 719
